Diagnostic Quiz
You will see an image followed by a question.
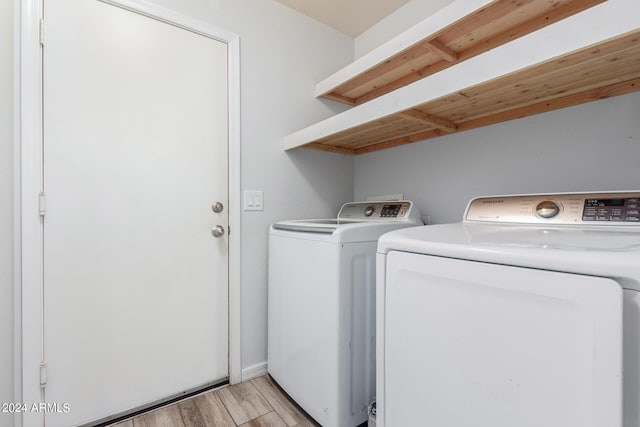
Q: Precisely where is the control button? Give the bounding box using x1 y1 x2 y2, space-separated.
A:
364 206 375 217
536 201 560 219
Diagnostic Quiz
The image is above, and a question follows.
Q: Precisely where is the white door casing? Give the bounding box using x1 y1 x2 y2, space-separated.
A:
18 0 241 425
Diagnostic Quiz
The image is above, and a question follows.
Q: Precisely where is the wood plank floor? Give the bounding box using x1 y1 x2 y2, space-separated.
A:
108 375 320 427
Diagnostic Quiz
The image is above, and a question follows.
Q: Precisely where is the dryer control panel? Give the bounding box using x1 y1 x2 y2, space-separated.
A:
465 191 640 225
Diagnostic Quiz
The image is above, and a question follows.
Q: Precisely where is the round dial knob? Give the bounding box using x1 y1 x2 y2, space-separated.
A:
364 206 375 217
536 201 560 218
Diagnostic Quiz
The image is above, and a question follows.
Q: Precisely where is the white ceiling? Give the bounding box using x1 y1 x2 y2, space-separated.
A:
274 0 411 37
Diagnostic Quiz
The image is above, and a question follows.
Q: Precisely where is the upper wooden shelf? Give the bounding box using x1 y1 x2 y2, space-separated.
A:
285 0 640 155
316 0 605 106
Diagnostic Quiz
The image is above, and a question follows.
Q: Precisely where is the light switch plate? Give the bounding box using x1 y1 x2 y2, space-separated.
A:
244 190 264 211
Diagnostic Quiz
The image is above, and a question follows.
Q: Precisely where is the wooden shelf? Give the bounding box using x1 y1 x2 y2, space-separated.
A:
284 0 640 155
316 0 605 106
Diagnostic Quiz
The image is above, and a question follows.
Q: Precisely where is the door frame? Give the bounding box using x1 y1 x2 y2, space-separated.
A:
17 1 242 425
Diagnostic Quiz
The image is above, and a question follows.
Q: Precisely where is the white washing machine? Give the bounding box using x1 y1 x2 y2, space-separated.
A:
268 201 422 427
376 191 640 427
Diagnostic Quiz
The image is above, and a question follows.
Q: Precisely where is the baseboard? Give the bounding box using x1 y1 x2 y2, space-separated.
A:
241 361 268 382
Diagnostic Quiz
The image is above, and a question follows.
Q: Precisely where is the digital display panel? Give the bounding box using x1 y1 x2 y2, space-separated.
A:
381 204 401 217
582 198 640 222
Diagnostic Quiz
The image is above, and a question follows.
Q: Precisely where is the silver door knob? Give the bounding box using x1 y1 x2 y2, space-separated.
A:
211 202 224 213
211 225 225 238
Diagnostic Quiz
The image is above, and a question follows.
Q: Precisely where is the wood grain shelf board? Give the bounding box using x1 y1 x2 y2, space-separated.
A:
318 0 605 105
299 30 640 155
425 34 640 121
312 116 432 150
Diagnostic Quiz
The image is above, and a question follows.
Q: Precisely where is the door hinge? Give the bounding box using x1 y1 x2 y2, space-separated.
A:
39 19 44 46
39 192 46 217
39 362 47 388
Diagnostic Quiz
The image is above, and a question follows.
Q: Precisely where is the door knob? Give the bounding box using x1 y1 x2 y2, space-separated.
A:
211 225 225 238
211 202 224 213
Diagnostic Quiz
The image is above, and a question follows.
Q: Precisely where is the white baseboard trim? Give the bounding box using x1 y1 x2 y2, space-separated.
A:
241 362 268 382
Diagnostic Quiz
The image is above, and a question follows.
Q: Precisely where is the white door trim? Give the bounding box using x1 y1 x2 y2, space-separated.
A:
18 1 241 425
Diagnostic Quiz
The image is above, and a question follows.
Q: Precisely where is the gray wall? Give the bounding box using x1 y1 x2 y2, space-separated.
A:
0 0 14 425
355 92 640 224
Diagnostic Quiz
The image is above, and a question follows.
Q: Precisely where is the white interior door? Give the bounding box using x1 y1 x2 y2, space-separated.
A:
384 252 623 427
42 1 229 425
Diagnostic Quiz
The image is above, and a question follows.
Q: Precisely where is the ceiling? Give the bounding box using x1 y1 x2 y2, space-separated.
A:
274 0 411 37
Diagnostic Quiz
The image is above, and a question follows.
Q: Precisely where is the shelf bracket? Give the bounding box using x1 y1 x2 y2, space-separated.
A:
425 39 458 63
397 109 458 133
322 92 357 105
303 143 356 155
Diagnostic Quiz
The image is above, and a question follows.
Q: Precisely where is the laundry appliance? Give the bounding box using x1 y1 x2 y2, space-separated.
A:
376 191 640 427
268 201 422 427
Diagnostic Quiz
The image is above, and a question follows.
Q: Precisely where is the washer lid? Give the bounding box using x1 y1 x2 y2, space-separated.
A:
377 222 640 289
272 219 424 243
272 219 341 234
271 200 423 237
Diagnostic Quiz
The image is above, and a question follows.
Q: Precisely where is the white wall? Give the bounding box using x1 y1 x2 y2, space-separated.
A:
354 0 454 58
355 92 640 224
0 0 14 425
126 0 355 373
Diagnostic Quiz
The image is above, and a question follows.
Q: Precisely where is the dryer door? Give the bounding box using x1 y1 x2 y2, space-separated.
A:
383 251 623 427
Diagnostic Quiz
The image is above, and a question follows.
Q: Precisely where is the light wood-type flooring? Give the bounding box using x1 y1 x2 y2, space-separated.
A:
108 375 320 427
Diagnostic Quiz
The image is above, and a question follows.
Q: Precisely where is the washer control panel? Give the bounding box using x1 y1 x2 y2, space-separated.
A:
465 192 640 225
338 201 412 221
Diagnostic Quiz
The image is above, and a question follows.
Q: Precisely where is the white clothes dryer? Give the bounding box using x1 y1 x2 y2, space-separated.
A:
268 201 422 427
376 191 640 427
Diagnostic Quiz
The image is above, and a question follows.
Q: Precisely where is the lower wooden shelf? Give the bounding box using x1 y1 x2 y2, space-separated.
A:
292 30 640 155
